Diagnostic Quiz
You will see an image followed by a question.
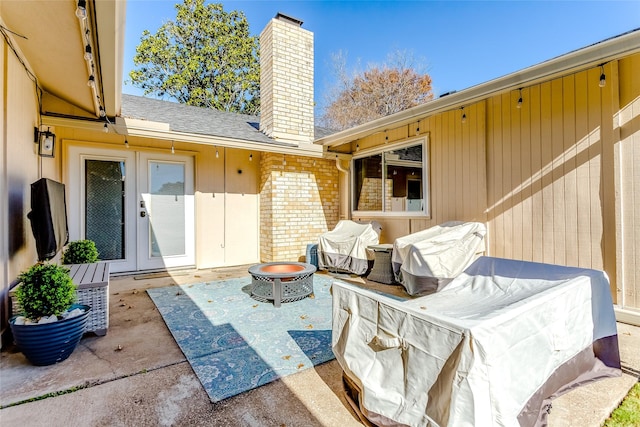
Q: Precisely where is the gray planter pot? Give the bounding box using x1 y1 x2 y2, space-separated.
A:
9 304 91 366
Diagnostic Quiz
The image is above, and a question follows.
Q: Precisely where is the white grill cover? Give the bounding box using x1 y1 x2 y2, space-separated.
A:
332 257 621 427
392 221 487 295
318 220 380 275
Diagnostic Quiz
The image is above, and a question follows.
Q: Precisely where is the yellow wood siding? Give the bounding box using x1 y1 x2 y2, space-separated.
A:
617 54 640 309
601 62 619 300
347 55 640 311
54 131 262 270
223 148 260 266
2 44 44 336
355 103 487 243
486 65 620 295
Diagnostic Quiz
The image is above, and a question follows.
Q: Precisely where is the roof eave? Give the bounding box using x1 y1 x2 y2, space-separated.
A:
42 115 325 158
123 117 325 157
95 0 127 117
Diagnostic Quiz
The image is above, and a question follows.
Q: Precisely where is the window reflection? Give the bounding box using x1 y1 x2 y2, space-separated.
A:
354 154 382 211
149 162 185 257
353 143 424 213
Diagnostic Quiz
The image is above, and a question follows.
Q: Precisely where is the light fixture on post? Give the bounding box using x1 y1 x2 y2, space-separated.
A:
215 147 219 158
171 141 175 154
124 138 129 149
87 75 95 88
517 88 523 109
599 64 606 88
35 127 55 157
416 120 421 135
461 107 467 124
103 123 109 133
249 153 253 161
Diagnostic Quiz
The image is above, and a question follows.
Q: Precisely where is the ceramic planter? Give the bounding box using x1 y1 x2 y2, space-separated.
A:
9 304 91 366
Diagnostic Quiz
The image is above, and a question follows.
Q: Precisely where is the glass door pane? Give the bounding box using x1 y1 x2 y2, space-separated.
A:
138 152 194 271
148 161 186 257
85 159 125 260
67 146 136 272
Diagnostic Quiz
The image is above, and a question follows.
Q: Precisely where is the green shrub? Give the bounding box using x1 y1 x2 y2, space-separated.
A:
62 240 99 264
15 263 77 320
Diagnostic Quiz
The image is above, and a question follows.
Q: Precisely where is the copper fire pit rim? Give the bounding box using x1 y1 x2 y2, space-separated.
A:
248 262 316 279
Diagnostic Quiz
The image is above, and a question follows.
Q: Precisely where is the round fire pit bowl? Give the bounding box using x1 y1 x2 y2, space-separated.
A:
248 262 316 307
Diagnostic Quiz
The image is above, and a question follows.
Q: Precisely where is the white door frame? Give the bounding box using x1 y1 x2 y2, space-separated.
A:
66 145 137 273
66 144 195 273
137 152 195 270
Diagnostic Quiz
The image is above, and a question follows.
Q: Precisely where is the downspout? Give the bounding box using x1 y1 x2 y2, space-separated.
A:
335 157 351 220
335 157 349 173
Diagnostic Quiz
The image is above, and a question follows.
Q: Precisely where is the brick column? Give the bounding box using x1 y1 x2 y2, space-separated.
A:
260 153 339 262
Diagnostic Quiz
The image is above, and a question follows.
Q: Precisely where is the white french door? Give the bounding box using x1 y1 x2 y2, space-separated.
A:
66 145 194 273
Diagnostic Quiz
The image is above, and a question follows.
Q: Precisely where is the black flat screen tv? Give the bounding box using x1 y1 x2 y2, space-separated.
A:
27 178 69 261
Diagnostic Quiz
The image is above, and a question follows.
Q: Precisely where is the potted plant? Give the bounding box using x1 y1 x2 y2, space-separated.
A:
9 263 90 366
62 239 99 264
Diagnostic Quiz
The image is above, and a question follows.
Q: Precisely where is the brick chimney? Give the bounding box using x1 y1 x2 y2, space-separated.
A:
260 13 314 144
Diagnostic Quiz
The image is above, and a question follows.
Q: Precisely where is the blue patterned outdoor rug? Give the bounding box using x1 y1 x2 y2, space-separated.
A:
147 274 338 402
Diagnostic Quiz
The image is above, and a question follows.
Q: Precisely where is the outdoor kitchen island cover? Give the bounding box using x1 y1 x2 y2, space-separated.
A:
331 256 621 427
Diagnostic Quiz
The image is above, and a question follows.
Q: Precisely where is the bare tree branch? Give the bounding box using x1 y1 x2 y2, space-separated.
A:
320 50 433 131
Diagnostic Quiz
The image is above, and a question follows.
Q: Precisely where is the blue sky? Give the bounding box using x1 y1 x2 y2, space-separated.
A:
123 1 640 113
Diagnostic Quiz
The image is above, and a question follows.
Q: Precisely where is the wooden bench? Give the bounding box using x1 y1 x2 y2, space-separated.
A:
11 262 110 336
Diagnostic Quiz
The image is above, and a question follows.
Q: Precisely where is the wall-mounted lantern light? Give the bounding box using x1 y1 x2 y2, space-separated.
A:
35 127 55 157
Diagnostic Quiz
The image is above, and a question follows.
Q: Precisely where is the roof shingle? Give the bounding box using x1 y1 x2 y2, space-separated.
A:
121 94 334 145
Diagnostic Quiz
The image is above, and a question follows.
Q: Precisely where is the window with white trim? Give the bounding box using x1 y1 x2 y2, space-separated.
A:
351 137 429 216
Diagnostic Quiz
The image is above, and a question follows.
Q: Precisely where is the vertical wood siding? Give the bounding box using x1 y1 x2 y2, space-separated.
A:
355 104 487 244
352 54 639 310
617 54 640 309
425 103 488 226
486 66 615 290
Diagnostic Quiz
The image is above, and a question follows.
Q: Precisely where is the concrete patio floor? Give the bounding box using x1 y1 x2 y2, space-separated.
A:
1 266 638 426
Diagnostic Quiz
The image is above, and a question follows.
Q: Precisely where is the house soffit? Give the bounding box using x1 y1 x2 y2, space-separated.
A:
0 0 123 118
